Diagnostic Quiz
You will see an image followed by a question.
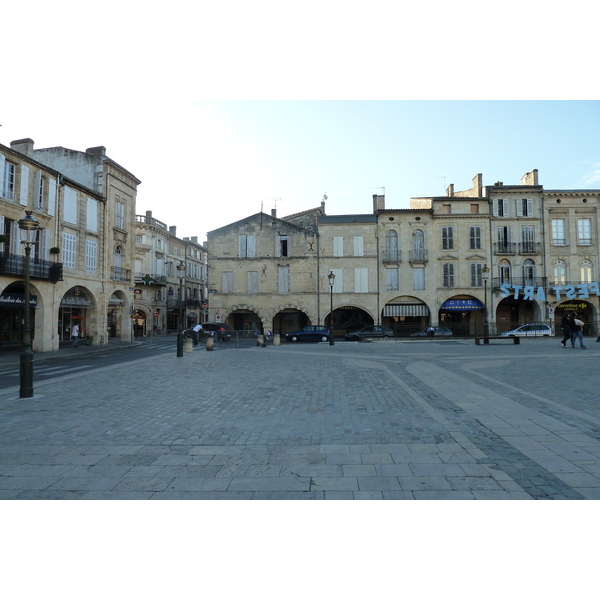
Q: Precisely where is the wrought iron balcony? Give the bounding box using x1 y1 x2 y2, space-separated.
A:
134 273 167 285
111 266 132 282
408 250 428 265
0 251 63 282
493 242 517 255
492 277 547 292
518 242 541 255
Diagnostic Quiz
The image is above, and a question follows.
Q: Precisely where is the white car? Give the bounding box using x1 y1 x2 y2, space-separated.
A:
500 323 553 337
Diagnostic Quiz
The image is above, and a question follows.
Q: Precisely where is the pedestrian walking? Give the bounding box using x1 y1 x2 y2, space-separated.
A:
570 314 587 349
192 323 203 346
71 323 80 348
560 312 572 348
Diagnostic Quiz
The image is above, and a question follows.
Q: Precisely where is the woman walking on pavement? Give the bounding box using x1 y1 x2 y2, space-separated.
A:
560 312 572 348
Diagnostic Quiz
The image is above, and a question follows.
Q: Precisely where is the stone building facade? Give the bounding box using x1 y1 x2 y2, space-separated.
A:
1 138 140 351
206 171 600 338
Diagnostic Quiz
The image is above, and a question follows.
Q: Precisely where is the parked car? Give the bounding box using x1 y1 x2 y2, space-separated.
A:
285 325 332 342
411 326 453 337
198 322 233 341
344 325 394 341
500 323 553 337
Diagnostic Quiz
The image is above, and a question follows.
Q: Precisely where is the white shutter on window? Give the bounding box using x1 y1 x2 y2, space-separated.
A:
355 268 368 293
238 235 247 257
0 154 5 197
353 236 364 257
41 229 50 260
47 178 56 216
503 198 510 217
0 215 4 250
247 235 256 257
516 199 523 217
10 221 21 254
527 199 533 216
20 165 29 206
492 199 498 217
333 236 344 257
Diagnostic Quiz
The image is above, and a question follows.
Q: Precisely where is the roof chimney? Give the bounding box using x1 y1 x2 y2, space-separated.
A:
372 194 385 213
271 208 277 218
169 226 177 236
191 236 198 244
10 138 34 158
86 146 106 156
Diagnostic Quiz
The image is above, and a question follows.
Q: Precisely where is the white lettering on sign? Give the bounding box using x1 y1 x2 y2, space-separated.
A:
499 282 600 301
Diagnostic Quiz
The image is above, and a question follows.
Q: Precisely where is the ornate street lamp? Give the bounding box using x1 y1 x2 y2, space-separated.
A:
176 261 186 357
482 264 490 337
328 270 335 346
18 211 40 398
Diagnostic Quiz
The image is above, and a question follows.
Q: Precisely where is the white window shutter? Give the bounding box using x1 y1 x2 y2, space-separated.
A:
516 199 523 217
492 199 498 217
10 221 21 254
503 198 510 217
527 199 533 216
274 235 281 257
0 215 4 250
238 235 247 257
247 235 256 257
41 229 50 260
0 154 5 197
47 178 56 216
20 165 29 206
354 236 364 257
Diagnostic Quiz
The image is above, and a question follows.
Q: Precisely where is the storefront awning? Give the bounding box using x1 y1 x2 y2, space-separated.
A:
441 299 484 311
383 303 429 317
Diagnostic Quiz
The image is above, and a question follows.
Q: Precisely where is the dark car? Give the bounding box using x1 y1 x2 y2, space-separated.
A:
344 325 394 341
411 326 453 337
285 325 332 342
198 322 233 341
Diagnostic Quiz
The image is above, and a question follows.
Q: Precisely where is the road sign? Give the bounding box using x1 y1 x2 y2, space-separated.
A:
203 309 208 315
202 302 208 309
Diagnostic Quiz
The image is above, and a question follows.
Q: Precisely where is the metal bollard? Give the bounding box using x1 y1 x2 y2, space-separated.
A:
206 337 215 351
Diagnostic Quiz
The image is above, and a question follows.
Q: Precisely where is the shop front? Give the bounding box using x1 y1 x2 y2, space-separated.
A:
439 297 484 336
0 287 37 350
59 287 92 345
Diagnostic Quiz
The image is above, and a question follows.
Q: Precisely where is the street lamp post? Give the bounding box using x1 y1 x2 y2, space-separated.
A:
18 211 40 398
176 261 186 357
328 271 335 346
482 264 490 337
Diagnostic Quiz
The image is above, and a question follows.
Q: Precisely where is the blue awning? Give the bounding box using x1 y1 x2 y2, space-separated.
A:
441 299 484 311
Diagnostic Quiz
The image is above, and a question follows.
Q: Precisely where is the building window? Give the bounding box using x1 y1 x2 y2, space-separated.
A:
554 260 566 285
517 198 533 217
442 204 451 214
238 234 256 257
353 236 364 257
222 272 233 293
499 259 511 283
442 263 454 287
441 226 454 250
62 232 77 269
581 260 593 283
469 226 481 250
413 268 425 290
521 226 535 252
333 236 344 257
386 268 399 291
497 226 511 252
115 201 125 230
63 186 78 224
523 259 535 284
412 230 425 261
247 271 258 294
87 197 98 232
578 219 592 245
551 219 566 245
470 204 479 214
386 230 398 262
0 158 16 201
470 263 483 287
494 198 509 217
277 234 289 257
135 235 142 244
86 240 98 272
278 266 289 293
354 268 368 293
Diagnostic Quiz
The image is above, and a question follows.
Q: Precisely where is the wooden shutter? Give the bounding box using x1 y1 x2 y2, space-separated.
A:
47 178 56 216
19 165 29 206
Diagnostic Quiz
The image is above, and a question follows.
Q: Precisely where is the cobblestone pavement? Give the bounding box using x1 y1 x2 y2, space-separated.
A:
2 337 600 499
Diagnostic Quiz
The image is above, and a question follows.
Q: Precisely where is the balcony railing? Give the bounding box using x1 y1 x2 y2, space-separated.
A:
518 242 541 255
408 250 428 265
494 242 517 255
0 251 63 282
111 266 132 282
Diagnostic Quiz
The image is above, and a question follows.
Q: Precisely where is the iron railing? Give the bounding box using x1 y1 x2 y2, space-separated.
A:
0 251 63 282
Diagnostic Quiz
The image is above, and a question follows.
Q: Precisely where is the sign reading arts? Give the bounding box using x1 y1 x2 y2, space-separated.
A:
499 282 600 302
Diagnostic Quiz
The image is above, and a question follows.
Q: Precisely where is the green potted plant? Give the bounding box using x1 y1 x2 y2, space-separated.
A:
50 247 60 261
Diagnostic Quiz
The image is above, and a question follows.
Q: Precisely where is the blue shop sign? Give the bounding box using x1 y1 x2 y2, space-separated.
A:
441 299 484 311
0 293 38 307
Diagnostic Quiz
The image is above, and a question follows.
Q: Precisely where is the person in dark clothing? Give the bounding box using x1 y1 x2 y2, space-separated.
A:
560 312 572 348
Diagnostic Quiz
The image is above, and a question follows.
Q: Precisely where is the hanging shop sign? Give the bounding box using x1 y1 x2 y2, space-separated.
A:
499 282 600 302
0 293 37 307
440 299 484 311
